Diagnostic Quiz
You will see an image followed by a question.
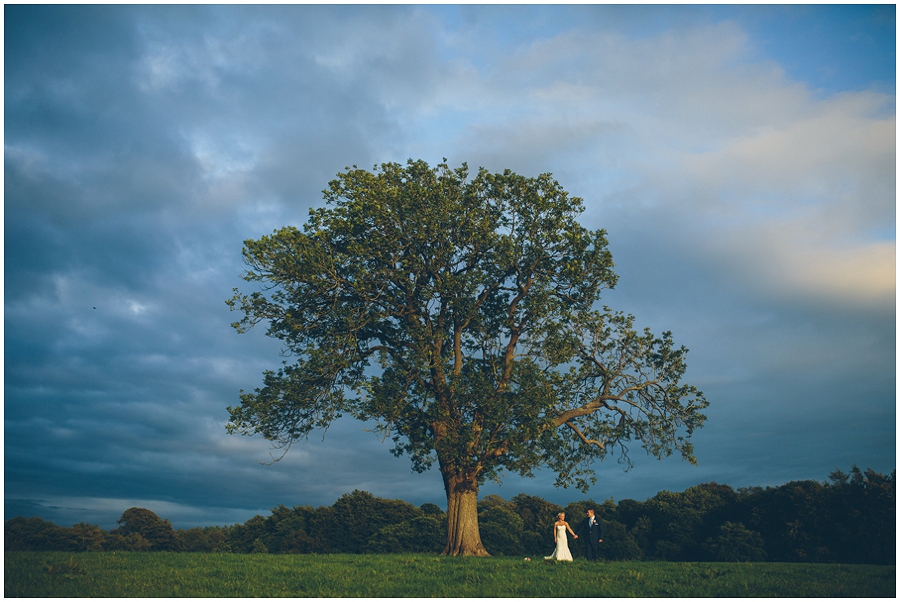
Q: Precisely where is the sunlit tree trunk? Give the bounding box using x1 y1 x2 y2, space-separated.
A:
441 470 490 556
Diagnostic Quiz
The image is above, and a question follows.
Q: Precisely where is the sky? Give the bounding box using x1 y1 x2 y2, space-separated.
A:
4 4 895 530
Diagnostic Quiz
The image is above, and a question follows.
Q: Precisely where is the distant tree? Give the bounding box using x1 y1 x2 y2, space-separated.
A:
227 160 708 555
855 468 895 564
420 503 444 516
512 494 564 533
614 498 645 530
4 516 69 551
69 522 106 551
227 514 268 553
263 504 310 553
478 506 524 556
641 483 736 560
266 505 327 554
324 490 422 553
653 538 682 561
476 495 508 511
702 521 766 562
113 507 181 551
508 494 563 556
178 527 213 552
823 465 895 564
281 528 321 554
205 527 231 552
105 531 152 551
744 480 830 562
628 515 653 556
597 520 643 560
251 538 269 553
828 467 851 486
366 515 446 553
267 504 305 531
306 506 336 553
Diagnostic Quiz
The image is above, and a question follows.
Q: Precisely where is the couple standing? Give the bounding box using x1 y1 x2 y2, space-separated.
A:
543 509 603 562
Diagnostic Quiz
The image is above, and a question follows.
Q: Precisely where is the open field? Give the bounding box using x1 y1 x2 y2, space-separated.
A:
5 552 895 597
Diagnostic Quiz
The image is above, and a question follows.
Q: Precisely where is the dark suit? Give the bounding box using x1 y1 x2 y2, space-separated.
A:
584 516 603 560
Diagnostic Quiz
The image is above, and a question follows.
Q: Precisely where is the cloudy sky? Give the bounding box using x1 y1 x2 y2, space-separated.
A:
5 4 895 530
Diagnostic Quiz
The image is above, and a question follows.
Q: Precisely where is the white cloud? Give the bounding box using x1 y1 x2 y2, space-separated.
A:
668 94 895 306
426 22 894 310
717 222 894 308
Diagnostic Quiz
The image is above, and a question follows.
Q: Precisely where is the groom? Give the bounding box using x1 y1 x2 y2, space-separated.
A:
583 509 603 561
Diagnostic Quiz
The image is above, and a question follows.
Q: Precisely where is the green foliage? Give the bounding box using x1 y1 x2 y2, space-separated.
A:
226 159 708 500
420 503 443 516
251 538 269 553
366 516 446 554
226 514 268 553
702 522 767 562
5 552 895 598
69 523 106 552
326 490 423 553
177 527 224 552
5 517 73 551
104 532 152 552
738 467 897 565
597 520 643 560
4 466 894 565
113 508 181 552
633 482 742 560
279 528 319 554
478 506 525 556
510 493 564 555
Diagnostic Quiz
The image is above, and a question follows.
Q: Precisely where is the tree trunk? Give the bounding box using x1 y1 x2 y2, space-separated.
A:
442 473 490 556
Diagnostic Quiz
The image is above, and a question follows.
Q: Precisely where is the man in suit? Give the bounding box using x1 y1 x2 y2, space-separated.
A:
583 509 603 560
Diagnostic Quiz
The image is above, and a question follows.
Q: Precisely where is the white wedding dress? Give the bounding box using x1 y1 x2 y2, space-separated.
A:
544 525 574 561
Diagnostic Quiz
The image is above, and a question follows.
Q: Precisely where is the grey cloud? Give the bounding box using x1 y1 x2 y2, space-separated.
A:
5 5 893 531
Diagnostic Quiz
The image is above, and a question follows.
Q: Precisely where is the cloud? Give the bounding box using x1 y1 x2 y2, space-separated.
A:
478 24 896 307
667 94 895 307
426 18 894 317
4 5 893 530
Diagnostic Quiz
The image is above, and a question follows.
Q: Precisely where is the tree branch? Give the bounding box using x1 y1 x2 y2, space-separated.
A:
564 421 605 449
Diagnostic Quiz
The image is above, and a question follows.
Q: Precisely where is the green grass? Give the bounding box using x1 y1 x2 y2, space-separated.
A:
5 552 895 597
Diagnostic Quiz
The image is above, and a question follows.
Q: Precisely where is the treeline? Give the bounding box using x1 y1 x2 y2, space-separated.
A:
5 466 894 564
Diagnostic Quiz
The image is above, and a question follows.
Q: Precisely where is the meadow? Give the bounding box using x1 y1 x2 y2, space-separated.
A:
5 552 895 597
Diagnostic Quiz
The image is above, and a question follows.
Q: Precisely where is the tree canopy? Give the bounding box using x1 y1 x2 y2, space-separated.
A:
226 159 708 554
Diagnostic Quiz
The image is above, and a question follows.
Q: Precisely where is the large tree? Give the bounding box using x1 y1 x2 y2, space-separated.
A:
227 159 708 556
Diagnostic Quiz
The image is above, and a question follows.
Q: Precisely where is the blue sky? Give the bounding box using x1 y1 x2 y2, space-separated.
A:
5 4 895 530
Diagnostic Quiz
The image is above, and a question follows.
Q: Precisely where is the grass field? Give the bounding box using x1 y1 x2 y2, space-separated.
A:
5 552 895 597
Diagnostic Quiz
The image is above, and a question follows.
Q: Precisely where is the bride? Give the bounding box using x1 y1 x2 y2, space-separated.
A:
544 512 578 561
